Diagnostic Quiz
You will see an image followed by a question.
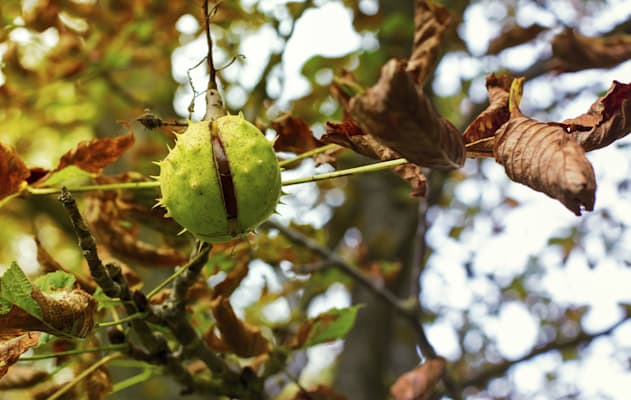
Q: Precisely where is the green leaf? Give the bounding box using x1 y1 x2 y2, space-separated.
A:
304 305 362 347
34 271 76 293
0 298 11 315
92 287 122 311
0 262 42 318
34 165 94 188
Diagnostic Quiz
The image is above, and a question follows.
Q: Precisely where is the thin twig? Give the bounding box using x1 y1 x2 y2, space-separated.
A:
460 315 631 390
48 352 123 400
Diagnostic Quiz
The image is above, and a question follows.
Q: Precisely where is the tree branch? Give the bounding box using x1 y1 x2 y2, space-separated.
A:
262 220 462 399
461 315 631 390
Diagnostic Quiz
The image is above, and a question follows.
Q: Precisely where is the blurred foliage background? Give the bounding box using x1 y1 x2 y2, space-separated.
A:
1 0 631 399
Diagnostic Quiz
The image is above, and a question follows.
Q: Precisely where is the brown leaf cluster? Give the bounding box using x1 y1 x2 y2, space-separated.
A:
463 76 631 214
84 174 189 268
390 357 446 400
206 296 270 358
0 332 40 379
551 28 631 72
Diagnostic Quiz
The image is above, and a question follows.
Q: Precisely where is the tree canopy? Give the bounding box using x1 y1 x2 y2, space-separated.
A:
1 0 631 399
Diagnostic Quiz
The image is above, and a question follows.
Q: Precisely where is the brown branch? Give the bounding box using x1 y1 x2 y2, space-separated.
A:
262 220 462 400
461 315 631 390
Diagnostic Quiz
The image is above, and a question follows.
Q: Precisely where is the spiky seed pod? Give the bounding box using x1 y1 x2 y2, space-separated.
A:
157 114 281 242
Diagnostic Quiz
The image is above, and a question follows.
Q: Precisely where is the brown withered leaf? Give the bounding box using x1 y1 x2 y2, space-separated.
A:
463 74 515 156
0 332 40 379
0 364 49 389
560 81 631 152
36 238 97 294
390 357 446 400
0 143 29 201
292 385 348 400
494 84 596 215
212 260 249 300
208 296 270 357
323 120 397 160
350 59 465 169
323 120 427 197
551 28 631 72
1 288 97 338
55 125 134 174
84 174 189 268
487 23 547 55
406 0 451 86
271 114 322 154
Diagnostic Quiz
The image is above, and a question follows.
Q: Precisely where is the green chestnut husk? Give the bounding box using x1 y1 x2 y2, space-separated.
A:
157 114 281 243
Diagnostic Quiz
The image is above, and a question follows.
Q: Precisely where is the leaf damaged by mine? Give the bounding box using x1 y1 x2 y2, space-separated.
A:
560 81 631 152
0 262 97 338
494 80 596 215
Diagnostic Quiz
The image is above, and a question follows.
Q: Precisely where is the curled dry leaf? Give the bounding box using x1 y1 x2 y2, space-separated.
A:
323 121 427 196
551 28 631 73
463 74 515 156
390 357 446 400
487 23 547 55
208 296 270 358
0 143 29 202
349 59 465 169
560 80 631 152
271 114 322 154
494 86 596 215
406 0 451 86
0 332 40 379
